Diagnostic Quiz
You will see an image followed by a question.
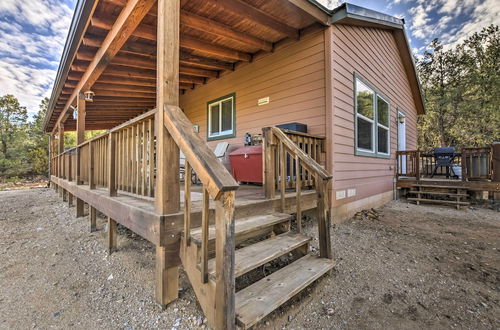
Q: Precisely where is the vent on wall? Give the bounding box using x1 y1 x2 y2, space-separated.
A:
336 190 346 200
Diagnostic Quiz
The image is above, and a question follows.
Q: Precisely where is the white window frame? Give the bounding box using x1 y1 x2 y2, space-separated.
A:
354 75 391 158
207 94 235 140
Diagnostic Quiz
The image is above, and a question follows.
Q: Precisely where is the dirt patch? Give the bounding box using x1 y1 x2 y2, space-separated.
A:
0 188 499 329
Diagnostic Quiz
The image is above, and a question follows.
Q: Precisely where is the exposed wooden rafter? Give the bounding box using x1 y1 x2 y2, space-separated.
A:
53 0 157 132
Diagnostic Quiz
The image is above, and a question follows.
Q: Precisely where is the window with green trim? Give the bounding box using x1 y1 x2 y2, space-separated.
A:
355 77 390 157
207 93 235 140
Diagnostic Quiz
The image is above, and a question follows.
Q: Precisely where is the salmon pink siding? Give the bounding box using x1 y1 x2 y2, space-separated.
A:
179 30 326 151
329 24 418 212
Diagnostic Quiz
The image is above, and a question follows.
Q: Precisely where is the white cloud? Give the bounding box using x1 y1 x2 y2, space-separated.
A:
0 0 74 117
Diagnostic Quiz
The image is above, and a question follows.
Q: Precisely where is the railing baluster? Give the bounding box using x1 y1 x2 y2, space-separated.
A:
280 140 286 212
89 141 95 189
109 132 117 196
201 186 209 283
148 118 155 197
295 155 301 232
184 161 191 247
142 120 147 196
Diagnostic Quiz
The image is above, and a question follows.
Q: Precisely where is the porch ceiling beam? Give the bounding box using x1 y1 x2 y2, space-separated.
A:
92 82 156 93
181 35 251 62
204 0 298 39
103 65 156 79
53 0 157 131
180 9 273 51
98 74 155 87
179 74 205 85
179 52 234 71
92 90 156 98
91 18 253 62
179 66 218 78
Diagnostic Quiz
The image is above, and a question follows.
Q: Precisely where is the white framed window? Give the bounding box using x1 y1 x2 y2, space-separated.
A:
207 93 235 141
354 76 391 158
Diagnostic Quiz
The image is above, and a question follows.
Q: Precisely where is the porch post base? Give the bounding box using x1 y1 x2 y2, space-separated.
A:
155 245 179 306
76 198 85 217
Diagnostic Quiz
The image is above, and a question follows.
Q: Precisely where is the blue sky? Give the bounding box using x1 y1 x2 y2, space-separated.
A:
0 0 498 117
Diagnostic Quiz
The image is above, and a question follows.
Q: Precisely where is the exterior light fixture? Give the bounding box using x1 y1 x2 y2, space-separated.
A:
398 113 406 124
68 105 76 119
84 90 95 102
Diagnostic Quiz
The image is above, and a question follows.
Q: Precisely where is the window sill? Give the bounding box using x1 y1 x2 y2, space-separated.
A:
355 149 391 159
207 132 236 142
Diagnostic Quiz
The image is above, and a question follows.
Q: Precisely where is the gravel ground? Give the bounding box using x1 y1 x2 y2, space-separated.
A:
0 187 499 329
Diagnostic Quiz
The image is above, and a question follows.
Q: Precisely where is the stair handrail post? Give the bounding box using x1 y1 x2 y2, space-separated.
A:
163 103 239 329
214 190 236 329
262 127 276 199
270 127 333 260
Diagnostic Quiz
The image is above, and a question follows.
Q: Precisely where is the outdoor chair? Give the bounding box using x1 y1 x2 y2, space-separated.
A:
180 142 229 184
431 147 459 179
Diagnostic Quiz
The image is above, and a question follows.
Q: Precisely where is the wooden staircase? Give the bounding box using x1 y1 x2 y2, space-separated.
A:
162 105 333 329
181 212 334 329
407 184 470 209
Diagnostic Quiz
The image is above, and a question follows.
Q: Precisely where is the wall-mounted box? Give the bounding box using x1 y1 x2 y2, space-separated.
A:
258 97 270 106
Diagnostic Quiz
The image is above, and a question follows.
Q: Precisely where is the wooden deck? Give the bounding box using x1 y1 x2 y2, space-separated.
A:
51 175 317 241
396 176 500 192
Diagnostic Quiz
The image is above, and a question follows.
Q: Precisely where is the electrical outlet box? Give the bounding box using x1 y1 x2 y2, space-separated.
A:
336 190 346 200
347 188 356 197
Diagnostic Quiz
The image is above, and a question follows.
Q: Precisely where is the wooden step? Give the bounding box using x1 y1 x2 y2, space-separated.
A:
407 197 470 205
235 255 334 329
204 232 311 280
409 190 469 197
190 213 291 247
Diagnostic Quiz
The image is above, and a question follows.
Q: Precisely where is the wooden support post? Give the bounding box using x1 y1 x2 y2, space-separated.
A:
75 109 85 215
154 0 180 307
107 217 117 254
68 193 73 207
58 124 65 195
155 246 179 307
90 206 97 232
108 132 117 196
214 191 236 330
155 0 180 214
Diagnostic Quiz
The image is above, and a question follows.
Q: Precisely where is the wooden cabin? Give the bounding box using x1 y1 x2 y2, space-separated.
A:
45 1 497 329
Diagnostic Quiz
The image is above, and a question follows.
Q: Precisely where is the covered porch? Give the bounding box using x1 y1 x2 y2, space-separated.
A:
44 1 334 329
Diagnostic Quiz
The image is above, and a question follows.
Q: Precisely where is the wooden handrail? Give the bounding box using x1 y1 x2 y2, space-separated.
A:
270 127 331 180
163 104 239 200
54 108 157 158
263 126 332 259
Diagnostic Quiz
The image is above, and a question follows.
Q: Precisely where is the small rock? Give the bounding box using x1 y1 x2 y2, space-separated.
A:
53 312 60 317
288 315 293 322
325 308 334 316
107 274 114 280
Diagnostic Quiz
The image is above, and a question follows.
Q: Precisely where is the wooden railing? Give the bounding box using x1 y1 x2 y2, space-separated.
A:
51 109 157 196
163 104 239 328
396 147 494 181
462 147 492 180
263 127 332 259
278 129 325 188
